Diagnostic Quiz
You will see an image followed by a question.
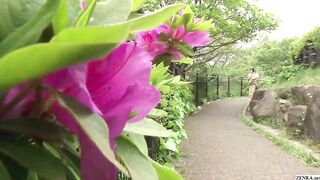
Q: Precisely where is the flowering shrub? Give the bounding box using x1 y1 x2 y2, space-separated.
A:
0 0 211 179
157 85 195 163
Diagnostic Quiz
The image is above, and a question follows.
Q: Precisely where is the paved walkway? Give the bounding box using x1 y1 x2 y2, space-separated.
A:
175 97 320 180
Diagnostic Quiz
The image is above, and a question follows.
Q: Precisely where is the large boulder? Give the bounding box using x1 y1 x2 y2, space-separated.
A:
275 99 291 123
291 85 320 105
304 89 320 142
287 105 307 135
248 89 278 121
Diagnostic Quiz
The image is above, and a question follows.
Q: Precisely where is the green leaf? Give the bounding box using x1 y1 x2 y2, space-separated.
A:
116 136 157 180
0 0 60 57
159 85 170 92
128 12 144 20
26 171 39 180
0 160 11 180
173 43 193 57
127 133 148 155
0 136 67 180
51 25 128 43
0 153 28 180
0 0 15 42
149 108 168 118
53 0 70 34
151 160 183 180
124 118 172 137
163 138 177 152
0 118 69 141
75 0 97 27
131 0 148 11
52 90 128 174
53 0 84 34
0 24 129 90
190 18 214 31
5 0 46 28
178 57 193 64
150 63 170 87
43 143 81 180
172 13 193 29
89 0 131 25
0 0 46 42
127 3 185 32
168 76 190 86
123 134 183 180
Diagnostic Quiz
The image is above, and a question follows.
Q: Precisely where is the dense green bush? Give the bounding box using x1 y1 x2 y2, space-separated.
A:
154 85 195 163
275 65 303 82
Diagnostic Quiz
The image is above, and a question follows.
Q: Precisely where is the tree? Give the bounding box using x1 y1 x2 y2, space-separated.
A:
249 38 295 76
144 0 278 75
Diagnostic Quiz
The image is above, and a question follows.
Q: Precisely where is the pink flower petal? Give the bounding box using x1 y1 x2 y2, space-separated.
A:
174 26 186 40
182 30 210 47
45 65 101 115
80 1 87 10
87 42 160 138
135 31 168 58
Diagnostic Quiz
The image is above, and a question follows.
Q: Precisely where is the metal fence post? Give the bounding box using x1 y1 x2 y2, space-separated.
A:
205 74 208 100
216 75 219 97
195 73 199 106
227 76 230 97
182 69 185 80
240 77 243 96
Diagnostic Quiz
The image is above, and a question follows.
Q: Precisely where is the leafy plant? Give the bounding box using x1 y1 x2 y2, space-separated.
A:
155 85 195 163
276 65 303 83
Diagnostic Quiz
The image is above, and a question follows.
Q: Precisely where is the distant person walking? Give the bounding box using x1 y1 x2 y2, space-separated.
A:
247 68 259 98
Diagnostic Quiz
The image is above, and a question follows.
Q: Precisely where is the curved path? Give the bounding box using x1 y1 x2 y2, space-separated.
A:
176 97 320 180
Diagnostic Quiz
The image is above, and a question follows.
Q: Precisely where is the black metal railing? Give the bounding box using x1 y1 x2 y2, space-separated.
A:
192 74 248 106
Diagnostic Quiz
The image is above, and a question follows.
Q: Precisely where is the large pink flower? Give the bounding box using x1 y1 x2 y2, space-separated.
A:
5 42 161 180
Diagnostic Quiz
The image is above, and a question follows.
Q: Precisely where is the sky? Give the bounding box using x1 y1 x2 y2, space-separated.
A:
250 0 320 40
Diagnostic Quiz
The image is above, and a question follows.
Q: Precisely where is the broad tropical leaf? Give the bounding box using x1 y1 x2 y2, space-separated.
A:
0 136 67 180
0 0 46 42
0 24 129 90
124 134 184 180
89 0 131 25
0 160 11 180
0 118 68 141
116 136 157 180
75 0 97 27
124 118 172 137
126 3 185 32
0 0 60 57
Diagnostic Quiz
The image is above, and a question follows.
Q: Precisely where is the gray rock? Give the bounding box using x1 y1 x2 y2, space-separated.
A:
275 99 291 123
291 85 320 105
248 89 278 121
287 105 307 135
304 89 320 142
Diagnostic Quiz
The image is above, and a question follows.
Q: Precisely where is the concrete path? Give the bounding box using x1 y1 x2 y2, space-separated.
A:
176 97 320 180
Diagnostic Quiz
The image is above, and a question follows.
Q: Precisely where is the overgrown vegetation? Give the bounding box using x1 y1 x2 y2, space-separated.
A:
255 117 284 129
155 86 196 163
241 117 320 167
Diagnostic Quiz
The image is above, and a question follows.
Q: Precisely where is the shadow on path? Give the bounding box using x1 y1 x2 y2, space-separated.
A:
176 97 320 180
